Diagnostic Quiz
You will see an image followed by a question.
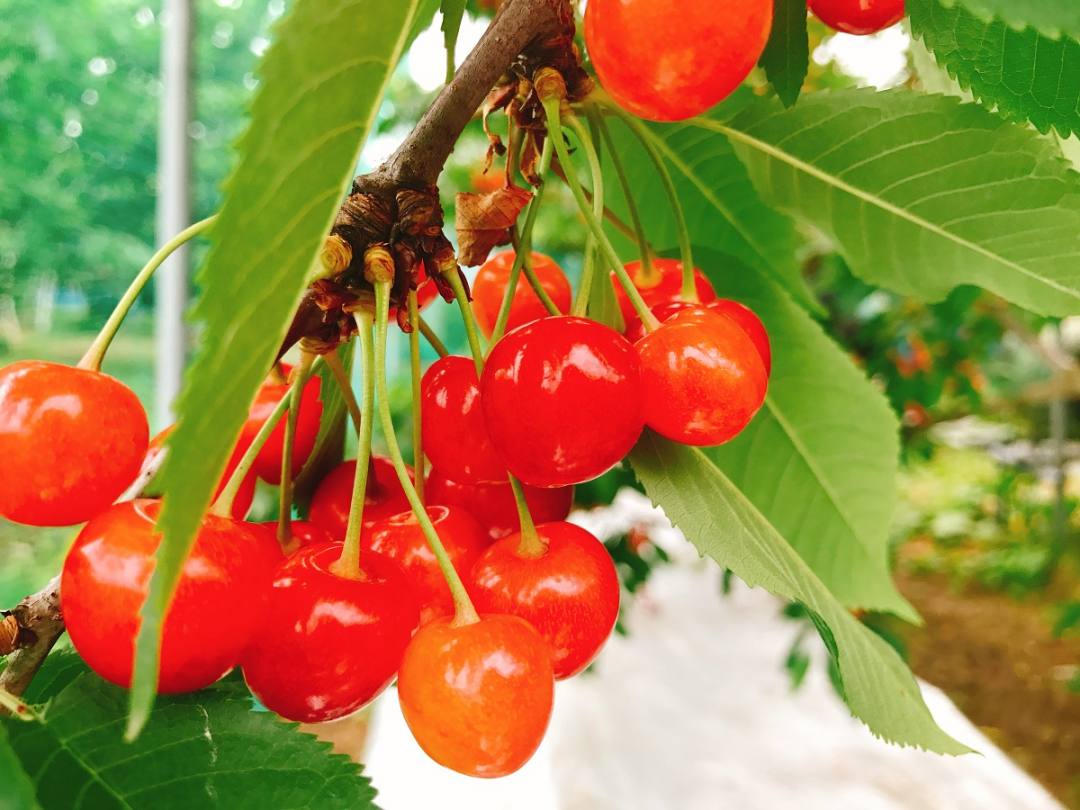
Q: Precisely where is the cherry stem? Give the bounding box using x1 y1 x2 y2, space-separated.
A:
78 215 216 372
489 134 555 344
407 291 425 504
603 103 696 301
418 316 449 358
593 108 655 281
211 358 325 518
508 476 546 558
567 115 605 318
277 349 316 547
332 316 377 580
374 281 480 626
324 349 362 435
513 228 562 317
0 688 34 721
444 269 487 378
543 98 659 332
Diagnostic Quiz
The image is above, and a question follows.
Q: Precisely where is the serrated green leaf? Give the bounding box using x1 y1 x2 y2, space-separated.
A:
759 0 809 107
441 0 468 80
629 433 968 753
910 0 1080 136
131 0 427 737
0 725 38 810
941 0 1080 41
601 112 819 314
712 89 1080 316
5 671 379 810
692 249 916 620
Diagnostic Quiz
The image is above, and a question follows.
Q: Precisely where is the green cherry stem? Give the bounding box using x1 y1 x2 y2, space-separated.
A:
603 103 696 301
513 227 562 317
373 281 479 626
0 688 34 721
407 290 425 504
324 349 362 435
417 315 449 358
567 115 605 317
79 215 216 371
444 269 487 377
277 349 316 546
543 97 659 331
331 318 377 580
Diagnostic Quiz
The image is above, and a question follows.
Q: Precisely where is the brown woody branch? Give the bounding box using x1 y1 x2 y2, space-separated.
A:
1 577 63 699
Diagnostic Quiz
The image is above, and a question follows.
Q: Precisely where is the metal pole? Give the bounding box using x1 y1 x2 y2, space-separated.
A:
154 0 193 426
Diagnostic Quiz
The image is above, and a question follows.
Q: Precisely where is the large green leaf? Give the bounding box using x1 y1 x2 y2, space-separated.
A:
0 725 38 810
692 250 915 620
710 89 1080 317
759 0 809 108
132 0 428 736
630 434 968 753
942 0 1080 40
4 668 379 810
910 0 1080 136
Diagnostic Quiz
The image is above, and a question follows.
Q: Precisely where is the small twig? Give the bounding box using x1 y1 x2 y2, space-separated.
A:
0 577 63 701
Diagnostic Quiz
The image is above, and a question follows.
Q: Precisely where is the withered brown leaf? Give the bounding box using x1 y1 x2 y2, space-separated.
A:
454 185 532 267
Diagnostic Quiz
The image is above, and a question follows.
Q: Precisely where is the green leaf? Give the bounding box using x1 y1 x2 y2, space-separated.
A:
692 249 916 620
714 89 1080 316
586 257 625 332
909 0 1080 136
600 112 816 313
5 671 379 810
131 0 428 737
441 0 468 80
759 0 809 107
941 0 1080 41
629 434 969 753
0 725 38 810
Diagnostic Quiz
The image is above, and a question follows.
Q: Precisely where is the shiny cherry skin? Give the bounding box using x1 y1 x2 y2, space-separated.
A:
148 425 257 520
308 455 411 541
470 521 619 679
612 259 716 326
636 307 768 445
397 614 554 777
426 468 573 541
241 364 324 484
364 505 488 625
481 316 645 488
471 250 572 337
626 298 772 374
0 361 149 526
242 542 419 723
809 0 904 35
421 356 507 484
61 499 283 692
256 519 333 554
585 0 772 121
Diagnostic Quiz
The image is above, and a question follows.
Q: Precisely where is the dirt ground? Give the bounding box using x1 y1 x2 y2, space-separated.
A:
896 572 1080 808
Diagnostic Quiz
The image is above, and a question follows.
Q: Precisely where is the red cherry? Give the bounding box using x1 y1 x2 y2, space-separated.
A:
61 499 282 692
242 542 419 723
241 364 324 485
426 468 573 541
470 521 619 679
471 250 572 337
626 298 772 373
0 361 149 526
256 519 333 554
308 456 411 541
636 307 768 445
612 259 716 325
364 505 488 625
809 0 904 35
421 356 507 484
584 0 773 121
148 426 257 520
397 615 554 777
481 316 645 488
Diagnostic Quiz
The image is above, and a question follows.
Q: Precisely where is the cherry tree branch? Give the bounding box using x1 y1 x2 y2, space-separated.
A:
1 577 63 699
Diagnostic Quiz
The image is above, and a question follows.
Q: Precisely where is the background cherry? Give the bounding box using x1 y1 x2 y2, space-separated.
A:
808 0 904 35
397 614 554 778
364 504 488 624
426 468 573 540
61 499 282 692
470 521 620 679
481 316 645 488
471 250 572 337
0 360 149 526
584 0 773 121
308 455 411 541
148 425 257 520
612 259 716 325
636 307 768 446
242 542 419 723
241 363 324 484
421 355 507 484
